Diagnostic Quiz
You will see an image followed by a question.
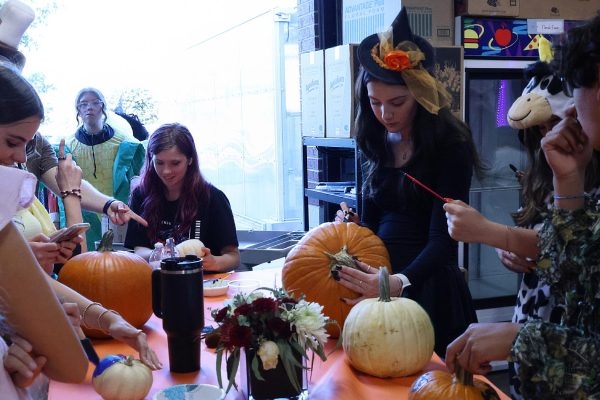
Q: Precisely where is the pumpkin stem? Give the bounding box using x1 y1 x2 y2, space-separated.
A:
97 229 115 252
378 266 391 302
122 355 135 366
454 364 474 386
327 245 358 277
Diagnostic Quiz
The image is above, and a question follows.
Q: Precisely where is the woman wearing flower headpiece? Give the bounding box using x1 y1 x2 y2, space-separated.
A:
335 7 484 357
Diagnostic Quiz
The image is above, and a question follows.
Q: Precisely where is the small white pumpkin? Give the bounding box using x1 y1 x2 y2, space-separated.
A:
175 238 206 257
92 354 153 400
342 267 434 378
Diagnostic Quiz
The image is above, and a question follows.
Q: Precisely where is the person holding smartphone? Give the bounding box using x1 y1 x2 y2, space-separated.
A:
14 139 86 275
0 59 162 375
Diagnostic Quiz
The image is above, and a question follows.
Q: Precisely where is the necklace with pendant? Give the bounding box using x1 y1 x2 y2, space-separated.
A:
388 132 411 163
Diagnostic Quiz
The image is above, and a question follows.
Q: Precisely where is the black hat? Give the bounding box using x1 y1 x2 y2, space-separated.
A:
357 7 434 85
356 7 449 115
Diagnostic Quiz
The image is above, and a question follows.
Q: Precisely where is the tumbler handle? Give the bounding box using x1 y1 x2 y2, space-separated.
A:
151 269 163 318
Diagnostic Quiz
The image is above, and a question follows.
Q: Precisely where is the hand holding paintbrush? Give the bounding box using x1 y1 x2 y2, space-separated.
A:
336 201 359 223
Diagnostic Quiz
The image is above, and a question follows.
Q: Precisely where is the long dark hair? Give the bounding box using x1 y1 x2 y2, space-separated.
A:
553 12 600 92
0 63 44 123
512 126 553 226
136 123 210 243
514 126 600 226
354 68 484 198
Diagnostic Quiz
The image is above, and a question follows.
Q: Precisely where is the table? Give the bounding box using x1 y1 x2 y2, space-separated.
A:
49 268 510 399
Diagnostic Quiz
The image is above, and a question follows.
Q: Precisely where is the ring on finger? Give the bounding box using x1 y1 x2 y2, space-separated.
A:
58 156 66 161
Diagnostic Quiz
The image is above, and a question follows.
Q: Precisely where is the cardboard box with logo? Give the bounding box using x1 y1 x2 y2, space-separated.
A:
519 0 600 20
324 44 358 138
455 0 519 17
342 0 454 46
300 50 326 137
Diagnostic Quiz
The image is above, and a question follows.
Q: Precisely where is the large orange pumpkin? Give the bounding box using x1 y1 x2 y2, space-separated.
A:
58 230 153 338
282 222 390 337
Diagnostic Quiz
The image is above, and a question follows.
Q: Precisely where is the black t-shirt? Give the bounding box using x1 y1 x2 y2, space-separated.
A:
124 184 238 256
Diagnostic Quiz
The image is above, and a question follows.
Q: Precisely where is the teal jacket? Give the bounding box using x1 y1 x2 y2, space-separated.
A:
55 141 145 248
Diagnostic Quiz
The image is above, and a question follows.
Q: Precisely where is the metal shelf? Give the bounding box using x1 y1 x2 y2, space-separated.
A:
302 137 356 148
304 189 357 208
302 136 361 229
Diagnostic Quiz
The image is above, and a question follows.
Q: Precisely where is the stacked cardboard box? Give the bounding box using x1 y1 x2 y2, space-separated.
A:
519 0 600 20
455 0 519 17
455 0 600 20
324 44 359 138
300 50 326 137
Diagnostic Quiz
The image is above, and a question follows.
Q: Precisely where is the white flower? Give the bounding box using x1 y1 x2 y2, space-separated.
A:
257 340 280 370
288 300 329 350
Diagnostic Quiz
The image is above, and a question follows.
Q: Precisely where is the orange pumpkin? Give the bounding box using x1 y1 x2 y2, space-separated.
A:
58 230 153 338
282 222 390 337
408 366 501 400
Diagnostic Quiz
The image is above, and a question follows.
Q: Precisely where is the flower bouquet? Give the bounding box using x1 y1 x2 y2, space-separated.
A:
210 287 335 398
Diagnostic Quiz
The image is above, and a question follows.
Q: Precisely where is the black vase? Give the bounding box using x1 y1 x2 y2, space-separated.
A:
243 347 307 400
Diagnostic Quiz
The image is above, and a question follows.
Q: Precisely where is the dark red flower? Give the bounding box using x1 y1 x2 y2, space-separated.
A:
220 322 252 349
252 297 278 313
213 306 229 323
234 303 253 317
268 317 292 339
279 296 298 305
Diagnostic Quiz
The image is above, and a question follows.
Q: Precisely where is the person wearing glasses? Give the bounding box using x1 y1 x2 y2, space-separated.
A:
0 60 162 399
66 87 145 248
0 0 149 252
445 14 600 399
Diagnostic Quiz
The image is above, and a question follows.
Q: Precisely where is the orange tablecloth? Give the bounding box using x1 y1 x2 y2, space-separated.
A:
49 268 510 400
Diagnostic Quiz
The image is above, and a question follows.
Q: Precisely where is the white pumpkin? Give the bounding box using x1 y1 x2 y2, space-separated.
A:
176 238 206 257
92 355 153 400
342 268 434 378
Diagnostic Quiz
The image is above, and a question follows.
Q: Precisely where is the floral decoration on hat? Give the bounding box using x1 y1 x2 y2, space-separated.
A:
357 7 451 115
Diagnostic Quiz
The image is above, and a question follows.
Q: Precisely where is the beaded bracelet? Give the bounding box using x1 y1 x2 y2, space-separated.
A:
60 188 82 199
81 302 102 329
554 193 588 200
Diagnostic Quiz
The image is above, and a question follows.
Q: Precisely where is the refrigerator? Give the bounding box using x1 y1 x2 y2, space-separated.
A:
455 16 580 319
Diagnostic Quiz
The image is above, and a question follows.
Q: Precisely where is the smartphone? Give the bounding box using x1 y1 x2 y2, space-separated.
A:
49 223 90 243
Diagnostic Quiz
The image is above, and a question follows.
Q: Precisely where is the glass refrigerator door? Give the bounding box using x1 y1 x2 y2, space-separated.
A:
464 66 528 307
